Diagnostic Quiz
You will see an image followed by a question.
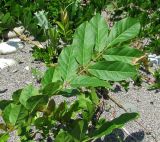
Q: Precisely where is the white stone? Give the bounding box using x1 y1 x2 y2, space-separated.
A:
4 26 25 39
149 58 158 65
148 54 156 58
0 38 24 55
24 66 30 71
156 56 160 65
148 54 160 65
0 58 17 69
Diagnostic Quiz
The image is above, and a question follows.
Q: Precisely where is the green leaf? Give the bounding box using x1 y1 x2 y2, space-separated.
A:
90 89 99 105
55 130 74 142
12 89 22 103
0 123 6 131
26 95 48 112
0 100 13 111
88 61 137 81
71 75 111 88
34 10 49 30
103 46 144 64
42 81 61 96
90 13 109 52
0 133 9 142
62 101 79 121
78 94 95 121
3 104 27 125
72 21 95 66
41 67 61 87
54 102 68 121
34 117 51 128
46 99 56 115
58 46 78 81
91 113 139 140
19 85 39 108
107 18 140 47
69 120 88 141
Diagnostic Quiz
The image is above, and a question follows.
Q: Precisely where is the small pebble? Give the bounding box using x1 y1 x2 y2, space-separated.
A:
24 66 30 71
150 101 154 105
12 69 18 73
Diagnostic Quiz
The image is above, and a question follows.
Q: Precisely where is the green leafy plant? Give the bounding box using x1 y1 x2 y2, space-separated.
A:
148 68 160 90
105 0 160 54
0 14 143 142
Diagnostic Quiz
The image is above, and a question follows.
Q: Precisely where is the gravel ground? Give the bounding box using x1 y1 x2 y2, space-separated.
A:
0 43 160 142
99 83 160 142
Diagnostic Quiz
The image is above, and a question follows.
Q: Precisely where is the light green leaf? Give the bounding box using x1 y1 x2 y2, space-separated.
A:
88 61 137 81
90 13 109 52
41 67 61 87
34 10 49 30
3 104 27 125
55 130 74 142
71 75 111 88
19 85 39 108
103 46 144 63
58 46 78 81
0 133 9 142
107 18 140 47
72 21 95 66
78 94 95 121
91 113 139 140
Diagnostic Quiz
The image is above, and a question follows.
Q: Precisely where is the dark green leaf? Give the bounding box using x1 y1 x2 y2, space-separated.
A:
42 81 61 96
26 95 48 112
0 100 13 111
91 113 139 140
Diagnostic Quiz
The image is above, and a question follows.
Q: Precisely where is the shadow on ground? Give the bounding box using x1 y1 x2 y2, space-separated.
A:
96 129 145 142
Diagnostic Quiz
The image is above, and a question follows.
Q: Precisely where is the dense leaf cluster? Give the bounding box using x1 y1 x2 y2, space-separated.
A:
0 14 143 142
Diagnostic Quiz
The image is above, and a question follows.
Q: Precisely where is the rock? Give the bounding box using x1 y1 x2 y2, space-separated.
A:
24 66 30 71
0 38 24 55
4 26 25 39
149 58 158 65
0 58 17 69
148 54 160 66
156 56 160 65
